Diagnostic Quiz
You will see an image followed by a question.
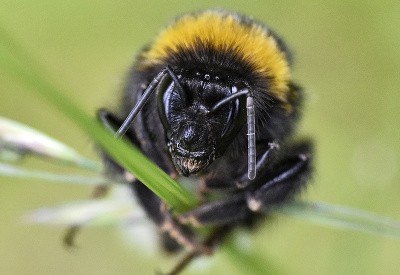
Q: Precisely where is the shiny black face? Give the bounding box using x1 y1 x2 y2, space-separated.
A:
157 74 246 176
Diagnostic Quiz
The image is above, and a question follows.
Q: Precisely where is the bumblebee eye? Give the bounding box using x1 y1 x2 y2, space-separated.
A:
157 68 187 132
157 74 174 132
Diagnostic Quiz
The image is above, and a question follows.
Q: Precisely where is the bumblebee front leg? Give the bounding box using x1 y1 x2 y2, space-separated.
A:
198 141 279 194
236 141 280 188
180 142 312 226
246 145 311 213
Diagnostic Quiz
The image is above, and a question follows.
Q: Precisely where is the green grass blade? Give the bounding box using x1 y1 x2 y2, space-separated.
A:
0 116 101 171
0 163 110 185
277 201 400 239
0 25 197 212
24 197 142 227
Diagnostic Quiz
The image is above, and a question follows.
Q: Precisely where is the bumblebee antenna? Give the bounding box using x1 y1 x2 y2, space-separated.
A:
246 96 256 180
209 88 256 180
208 89 249 114
116 66 183 137
115 69 167 137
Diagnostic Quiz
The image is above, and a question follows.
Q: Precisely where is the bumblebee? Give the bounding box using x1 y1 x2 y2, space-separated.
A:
99 9 312 273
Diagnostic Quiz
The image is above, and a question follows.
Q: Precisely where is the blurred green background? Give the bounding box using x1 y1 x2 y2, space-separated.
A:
1 1 399 274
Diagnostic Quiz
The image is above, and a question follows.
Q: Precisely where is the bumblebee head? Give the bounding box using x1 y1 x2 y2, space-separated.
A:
115 66 255 179
157 69 248 176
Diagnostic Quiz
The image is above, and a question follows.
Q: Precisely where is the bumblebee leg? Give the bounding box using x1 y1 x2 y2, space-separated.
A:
180 193 249 226
237 141 280 188
133 179 219 254
162 226 232 275
246 146 311 213
180 142 312 226
197 141 279 199
63 184 109 247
